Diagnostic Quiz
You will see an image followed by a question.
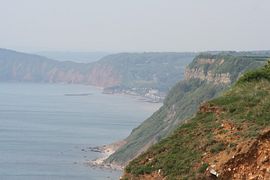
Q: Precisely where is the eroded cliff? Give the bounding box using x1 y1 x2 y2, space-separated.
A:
123 60 270 180
0 49 194 91
106 53 267 168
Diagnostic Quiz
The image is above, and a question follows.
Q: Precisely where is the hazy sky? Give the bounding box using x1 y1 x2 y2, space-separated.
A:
0 0 269 52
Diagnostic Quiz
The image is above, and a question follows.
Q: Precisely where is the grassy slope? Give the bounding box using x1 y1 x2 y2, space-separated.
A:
124 61 270 179
107 54 266 166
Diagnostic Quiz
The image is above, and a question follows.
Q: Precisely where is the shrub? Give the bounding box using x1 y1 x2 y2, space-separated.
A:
127 164 154 176
198 163 209 173
210 143 226 154
238 60 270 83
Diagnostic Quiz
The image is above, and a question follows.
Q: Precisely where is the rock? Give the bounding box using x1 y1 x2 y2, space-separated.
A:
259 156 269 163
209 168 219 177
185 66 231 85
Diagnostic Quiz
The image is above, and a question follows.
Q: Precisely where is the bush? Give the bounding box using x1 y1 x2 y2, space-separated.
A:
238 60 270 83
198 163 209 173
127 164 154 176
210 143 225 154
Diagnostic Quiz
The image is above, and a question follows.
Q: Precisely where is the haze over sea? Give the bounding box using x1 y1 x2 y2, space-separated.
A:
0 83 161 180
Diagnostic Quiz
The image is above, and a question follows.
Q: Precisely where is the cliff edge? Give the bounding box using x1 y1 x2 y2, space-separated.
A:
123 61 270 179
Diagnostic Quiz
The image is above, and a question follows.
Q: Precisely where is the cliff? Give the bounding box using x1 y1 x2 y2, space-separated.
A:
0 49 194 92
123 61 270 179
106 53 267 167
0 49 120 87
98 52 195 91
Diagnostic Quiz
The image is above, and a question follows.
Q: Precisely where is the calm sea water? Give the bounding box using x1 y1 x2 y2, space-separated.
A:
0 83 161 180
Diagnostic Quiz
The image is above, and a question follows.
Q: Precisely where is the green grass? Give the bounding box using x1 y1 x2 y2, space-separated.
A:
108 54 268 166
210 143 226 154
124 62 270 179
125 112 218 179
198 163 209 173
237 61 270 83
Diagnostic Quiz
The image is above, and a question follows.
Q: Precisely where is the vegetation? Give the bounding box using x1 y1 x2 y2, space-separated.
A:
124 62 270 179
237 60 270 83
107 53 268 166
98 52 195 91
0 49 194 92
188 53 267 82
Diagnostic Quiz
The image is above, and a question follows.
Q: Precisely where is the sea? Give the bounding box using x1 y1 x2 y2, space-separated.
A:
0 83 161 180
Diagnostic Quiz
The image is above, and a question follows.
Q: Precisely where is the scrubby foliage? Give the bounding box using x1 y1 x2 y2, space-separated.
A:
124 64 270 179
107 53 267 166
238 60 270 83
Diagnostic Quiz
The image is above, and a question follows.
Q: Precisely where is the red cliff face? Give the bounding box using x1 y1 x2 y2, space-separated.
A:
46 68 86 84
86 64 121 87
44 64 121 87
6 61 121 88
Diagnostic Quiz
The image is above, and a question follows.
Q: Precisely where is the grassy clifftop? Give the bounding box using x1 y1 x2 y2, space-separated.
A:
123 61 270 179
106 53 267 166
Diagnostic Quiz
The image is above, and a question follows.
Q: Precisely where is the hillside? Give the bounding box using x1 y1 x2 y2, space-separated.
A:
99 53 194 91
106 53 267 167
0 48 116 87
123 61 270 179
0 49 194 100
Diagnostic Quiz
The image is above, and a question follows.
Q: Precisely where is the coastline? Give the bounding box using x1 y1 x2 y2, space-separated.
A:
85 89 163 172
102 87 165 104
86 141 126 171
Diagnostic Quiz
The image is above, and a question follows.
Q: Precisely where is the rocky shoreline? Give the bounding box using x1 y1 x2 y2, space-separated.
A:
86 141 126 171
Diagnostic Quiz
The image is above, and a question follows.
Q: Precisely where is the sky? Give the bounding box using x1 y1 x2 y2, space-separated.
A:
0 0 269 52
